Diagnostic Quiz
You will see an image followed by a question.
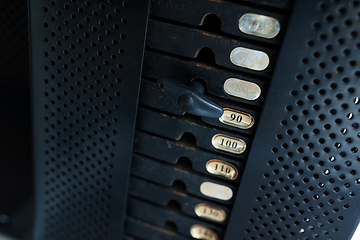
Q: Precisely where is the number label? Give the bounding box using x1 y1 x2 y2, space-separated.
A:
190 224 219 240
219 108 255 129
206 159 238 180
195 204 227 222
223 78 261 101
239 13 280 39
230 47 270 71
200 182 233 201
211 134 246 154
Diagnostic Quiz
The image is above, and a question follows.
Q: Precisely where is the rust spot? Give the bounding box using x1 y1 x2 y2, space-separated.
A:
152 136 163 141
167 141 172 148
196 63 212 70
160 113 168 117
175 142 196 150
184 119 199 125
202 32 221 38
173 190 187 197
174 167 188 174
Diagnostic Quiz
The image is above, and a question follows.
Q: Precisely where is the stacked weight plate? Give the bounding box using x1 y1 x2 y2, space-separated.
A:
125 1 293 239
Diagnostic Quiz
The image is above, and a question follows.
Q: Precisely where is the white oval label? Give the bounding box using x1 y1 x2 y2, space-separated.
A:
239 13 280 39
190 224 219 240
230 47 269 71
223 78 261 101
200 182 233 201
195 203 227 222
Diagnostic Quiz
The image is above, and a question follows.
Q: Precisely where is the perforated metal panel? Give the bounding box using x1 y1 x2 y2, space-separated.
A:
30 1 149 239
225 0 360 240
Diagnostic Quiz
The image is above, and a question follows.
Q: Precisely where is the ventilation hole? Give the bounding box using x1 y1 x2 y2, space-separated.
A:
312 21 321 30
318 62 326 68
307 68 315 75
307 40 315 47
330 55 338 62
313 51 321 58
325 14 334 23
344 19 352 27
301 58 309 64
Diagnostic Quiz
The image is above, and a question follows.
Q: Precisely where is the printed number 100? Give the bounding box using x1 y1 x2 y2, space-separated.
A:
220 139 237 149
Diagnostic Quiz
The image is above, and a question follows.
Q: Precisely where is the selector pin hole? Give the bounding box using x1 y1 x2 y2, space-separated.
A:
178 132 197 147
190 77 207 94
175 157 193 171
195 47 216 65
200 13 222 34
171 180 187 194
164 221 178 233
166 200 182 214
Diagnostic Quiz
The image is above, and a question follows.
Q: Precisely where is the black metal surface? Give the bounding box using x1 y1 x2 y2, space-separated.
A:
234 0 292 11
127 197 225 239
0 0 33 238
146 19 277 77
128 176 232 225
142 51 269 107
131 153 237 205
133 131 245 182
225 0 360 239
136 107 252 159
125 217 190 240
149 0 287 45
139 78 260 135
30 0 149 239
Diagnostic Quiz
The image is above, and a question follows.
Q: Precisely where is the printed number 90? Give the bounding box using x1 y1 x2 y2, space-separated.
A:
230 113 242 123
